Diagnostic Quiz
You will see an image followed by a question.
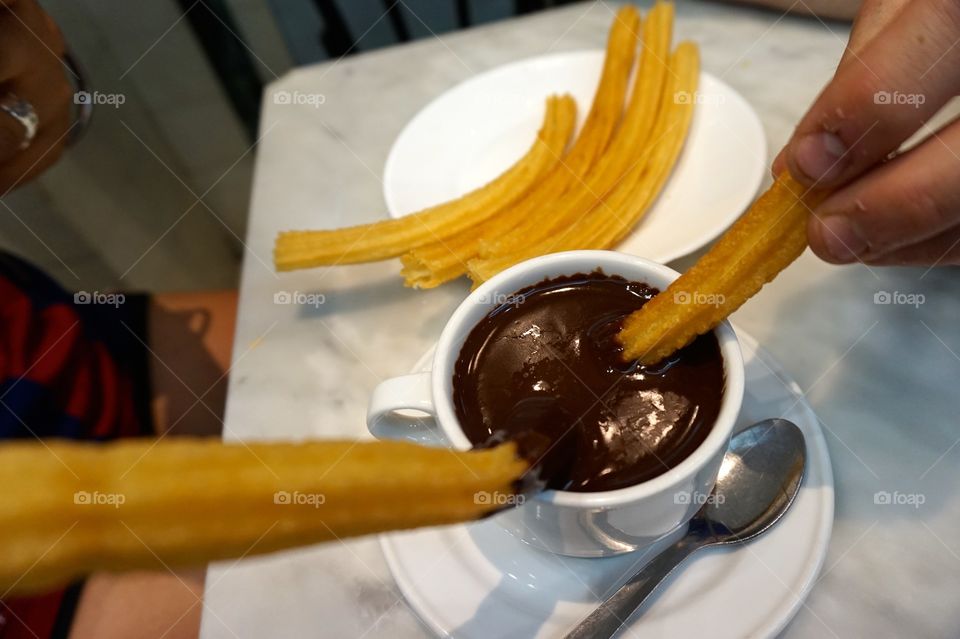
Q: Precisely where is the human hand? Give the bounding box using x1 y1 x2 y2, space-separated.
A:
774 0 960 266
0 0 73 194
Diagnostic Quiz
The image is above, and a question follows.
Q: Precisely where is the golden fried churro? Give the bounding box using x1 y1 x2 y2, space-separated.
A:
0 438 527 596
586 41 698 249
274 93 576 271
618 173 830 363
399 5 641 288
468 37 697 284
480 1 673 260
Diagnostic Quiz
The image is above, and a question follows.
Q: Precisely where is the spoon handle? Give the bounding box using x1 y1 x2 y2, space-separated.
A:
564 539 701 639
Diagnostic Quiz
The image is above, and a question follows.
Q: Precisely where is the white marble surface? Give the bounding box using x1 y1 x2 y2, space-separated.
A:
201 2 960 637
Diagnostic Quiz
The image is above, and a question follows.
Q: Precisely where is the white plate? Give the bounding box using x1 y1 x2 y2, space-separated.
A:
383 51 766 263
381 329 834 639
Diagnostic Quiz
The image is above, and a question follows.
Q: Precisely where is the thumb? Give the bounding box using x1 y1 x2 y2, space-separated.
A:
770 0 909 179
784 0 960 188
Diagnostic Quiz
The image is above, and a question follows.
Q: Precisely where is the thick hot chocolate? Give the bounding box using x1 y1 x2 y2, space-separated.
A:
453 271 724 492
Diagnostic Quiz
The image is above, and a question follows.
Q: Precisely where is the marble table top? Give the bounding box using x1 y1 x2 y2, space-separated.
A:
201 2 960 637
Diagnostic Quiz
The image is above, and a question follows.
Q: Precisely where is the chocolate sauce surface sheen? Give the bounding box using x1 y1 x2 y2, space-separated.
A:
453 271 724 493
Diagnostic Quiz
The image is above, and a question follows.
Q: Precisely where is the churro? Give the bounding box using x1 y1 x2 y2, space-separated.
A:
469 38 697 284
0 438 527 596
400 5 641 288
480 2 674 260
274 93 576 270
618 173 829 363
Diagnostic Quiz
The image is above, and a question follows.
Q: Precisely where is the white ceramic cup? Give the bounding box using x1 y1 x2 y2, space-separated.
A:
367 250 744 557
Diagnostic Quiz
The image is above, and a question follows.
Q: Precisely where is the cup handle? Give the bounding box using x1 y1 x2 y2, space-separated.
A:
366 372 446 446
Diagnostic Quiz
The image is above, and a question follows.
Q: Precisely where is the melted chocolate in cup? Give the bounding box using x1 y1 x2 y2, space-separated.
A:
454 271 724 493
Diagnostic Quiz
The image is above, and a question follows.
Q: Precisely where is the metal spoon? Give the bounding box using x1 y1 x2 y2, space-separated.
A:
564 418 806 639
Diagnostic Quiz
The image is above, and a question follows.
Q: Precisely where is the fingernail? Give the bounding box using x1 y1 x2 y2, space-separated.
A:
794 132 848 183
816 216 867 262
771 149 786 178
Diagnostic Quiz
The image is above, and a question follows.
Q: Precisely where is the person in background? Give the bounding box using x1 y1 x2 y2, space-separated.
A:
1 1 235 637
0 0 71 191
0 0 957 637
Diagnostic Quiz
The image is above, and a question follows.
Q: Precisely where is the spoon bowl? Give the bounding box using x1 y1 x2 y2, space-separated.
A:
565 418 806 639
696 418 805 542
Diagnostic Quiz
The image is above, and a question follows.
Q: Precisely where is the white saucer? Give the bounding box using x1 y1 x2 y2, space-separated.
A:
380 329 834 638
383 50 766 264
